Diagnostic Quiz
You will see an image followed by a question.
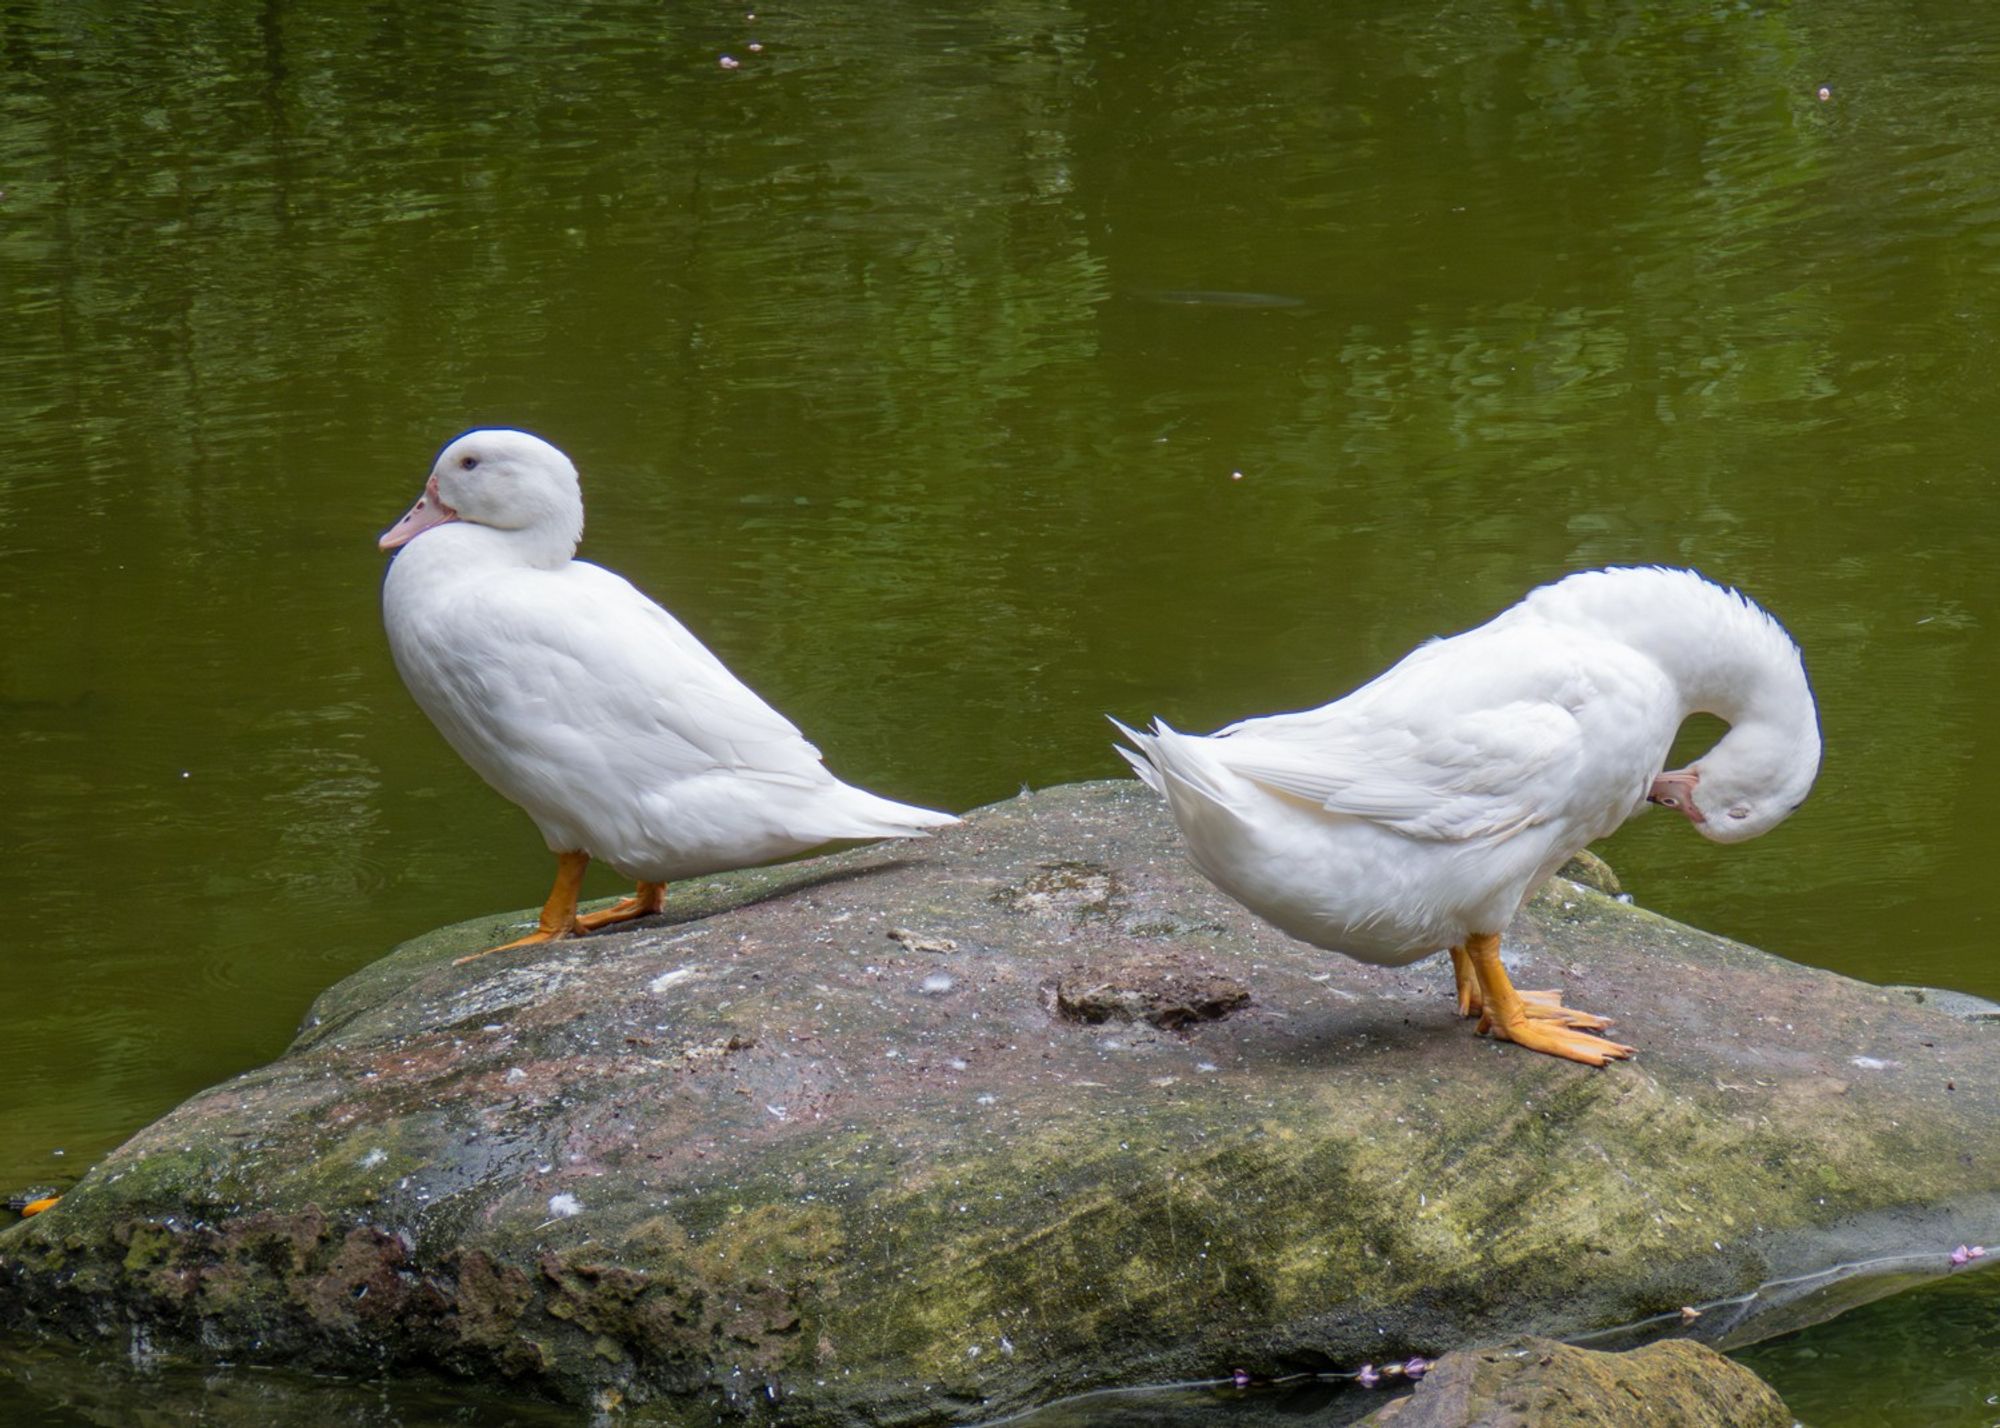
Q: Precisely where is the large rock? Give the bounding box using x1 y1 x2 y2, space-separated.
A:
1360 1336 1791 1427
3 781 1997 1424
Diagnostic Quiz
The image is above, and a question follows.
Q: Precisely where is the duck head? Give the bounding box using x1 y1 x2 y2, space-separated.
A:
379 429 585 566
1648 715 1821 845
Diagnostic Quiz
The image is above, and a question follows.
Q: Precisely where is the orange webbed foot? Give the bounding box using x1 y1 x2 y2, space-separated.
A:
574 881 667 933
455 866 668 965
1511 989 1616 1031
1484 1015 1636 1066
454 924 573 965
1452 947 1612 1030
1463 932 1634 1066
454 851 592 965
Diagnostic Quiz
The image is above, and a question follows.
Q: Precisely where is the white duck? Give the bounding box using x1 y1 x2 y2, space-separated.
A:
380 429 957 961
1115 566 1820 1066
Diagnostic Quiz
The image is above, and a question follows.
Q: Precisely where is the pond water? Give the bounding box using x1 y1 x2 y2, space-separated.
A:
4 0 2000 1421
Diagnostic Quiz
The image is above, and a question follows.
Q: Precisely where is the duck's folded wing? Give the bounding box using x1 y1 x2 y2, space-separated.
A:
462 566 832 788
1216 702 1584 841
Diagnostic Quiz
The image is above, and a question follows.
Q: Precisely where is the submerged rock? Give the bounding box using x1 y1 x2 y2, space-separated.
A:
1554 849 1621 898
3 781 1998 1424
1360 1335 1791 1427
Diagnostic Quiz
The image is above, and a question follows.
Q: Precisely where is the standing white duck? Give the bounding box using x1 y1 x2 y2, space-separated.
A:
1114 566 1820 1066
380 429 957 962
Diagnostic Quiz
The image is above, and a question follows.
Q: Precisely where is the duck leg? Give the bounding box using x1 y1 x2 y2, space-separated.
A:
1464 932 1634 1065
575 881 668 932
455 850 592 964
1451 945 1480 1016
1449 943 1616 1031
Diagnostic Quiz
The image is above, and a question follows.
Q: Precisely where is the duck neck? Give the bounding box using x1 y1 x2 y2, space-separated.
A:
1531 567 1815 736
490 517 582 571
398 517 580 578
1649 615 1810 736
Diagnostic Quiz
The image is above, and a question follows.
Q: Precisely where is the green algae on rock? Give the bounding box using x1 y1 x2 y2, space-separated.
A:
2 781 1998 1424
1360 1335 1791 1427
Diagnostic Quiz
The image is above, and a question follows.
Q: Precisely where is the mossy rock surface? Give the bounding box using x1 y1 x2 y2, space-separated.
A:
1360 1335 1791 1427
3 781 1997 1424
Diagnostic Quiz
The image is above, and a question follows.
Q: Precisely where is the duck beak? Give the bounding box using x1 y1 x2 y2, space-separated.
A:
1647 769 1705 824
379 474 459 551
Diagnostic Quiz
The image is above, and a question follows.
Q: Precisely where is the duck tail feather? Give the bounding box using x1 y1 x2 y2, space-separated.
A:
819 785 960 840
1117 717 1240 810
1107 715 1166 793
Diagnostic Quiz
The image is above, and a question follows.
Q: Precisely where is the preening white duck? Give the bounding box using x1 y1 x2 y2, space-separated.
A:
1115 566 1820 1066
380 429 957 961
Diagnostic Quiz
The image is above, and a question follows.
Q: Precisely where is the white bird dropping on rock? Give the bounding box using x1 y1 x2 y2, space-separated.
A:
548 1193 582 1218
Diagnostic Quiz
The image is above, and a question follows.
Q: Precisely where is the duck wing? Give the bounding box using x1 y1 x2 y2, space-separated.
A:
436 560 832 792
1214 699 1586 843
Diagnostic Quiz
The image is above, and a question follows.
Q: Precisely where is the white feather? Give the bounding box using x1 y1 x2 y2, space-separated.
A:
382 430 955 884
1112 566 1819 964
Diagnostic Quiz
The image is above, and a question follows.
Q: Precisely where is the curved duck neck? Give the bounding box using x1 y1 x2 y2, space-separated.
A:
1523 567 1815 735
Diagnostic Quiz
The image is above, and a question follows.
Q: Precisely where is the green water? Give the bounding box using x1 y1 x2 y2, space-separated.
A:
4 0 1999 1420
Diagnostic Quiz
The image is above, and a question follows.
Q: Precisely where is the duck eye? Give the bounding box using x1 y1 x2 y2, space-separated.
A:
460 455 479 470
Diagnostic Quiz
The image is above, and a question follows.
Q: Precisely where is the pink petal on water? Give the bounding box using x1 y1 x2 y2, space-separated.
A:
1357 1363 1381 1388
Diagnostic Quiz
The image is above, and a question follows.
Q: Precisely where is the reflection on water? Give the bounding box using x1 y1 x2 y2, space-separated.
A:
4 0 2000 1422
0 1336 577 1428
1741 1266 2000 1428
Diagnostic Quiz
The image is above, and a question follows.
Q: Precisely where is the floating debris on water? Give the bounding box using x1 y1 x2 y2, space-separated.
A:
1134 288 1309 310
